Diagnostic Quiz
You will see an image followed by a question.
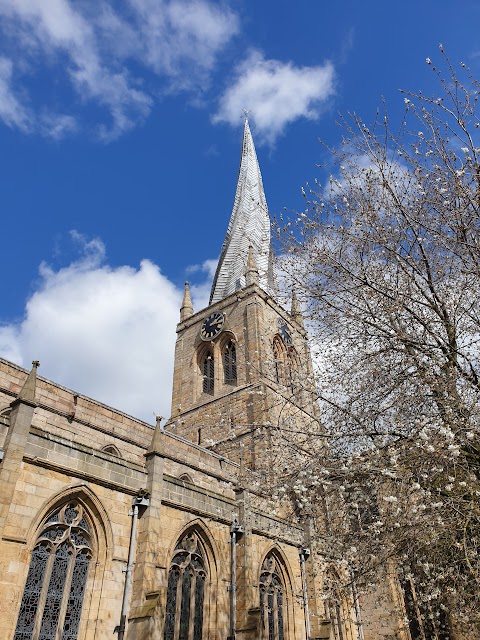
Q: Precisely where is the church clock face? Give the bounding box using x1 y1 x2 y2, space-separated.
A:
200 311 225 341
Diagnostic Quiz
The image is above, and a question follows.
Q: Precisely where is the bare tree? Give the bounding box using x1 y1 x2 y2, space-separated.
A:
274 48 480 634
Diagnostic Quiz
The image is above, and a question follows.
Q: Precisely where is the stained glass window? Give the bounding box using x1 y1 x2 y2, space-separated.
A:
224 341 237 385
202 352 214 395
259 554 285 640
164 532 207 640
14 502 93 640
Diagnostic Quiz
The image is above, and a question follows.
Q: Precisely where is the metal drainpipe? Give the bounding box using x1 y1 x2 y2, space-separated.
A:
115 492 150 640
229 521 244 640
350 568 365 640
299 547 311 640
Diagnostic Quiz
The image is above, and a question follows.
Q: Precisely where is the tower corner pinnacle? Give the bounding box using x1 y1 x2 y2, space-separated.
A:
180 282 194 322
291 289 305 329
16 360 40 404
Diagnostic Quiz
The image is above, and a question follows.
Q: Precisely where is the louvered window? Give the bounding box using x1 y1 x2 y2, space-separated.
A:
164 532 207 640
202 352 214 394
224 342 237 385
259 554 285 640
273 337 287 385
14 502 92 640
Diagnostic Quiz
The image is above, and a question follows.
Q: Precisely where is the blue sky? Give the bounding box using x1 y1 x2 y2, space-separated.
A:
0 0 479 422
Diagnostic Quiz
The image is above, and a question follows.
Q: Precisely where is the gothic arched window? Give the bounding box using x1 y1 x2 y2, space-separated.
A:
163 531 207 640
224 341 237 385
259 554 285 640
14 502 93 640
202 351 214 395
324 570 350 640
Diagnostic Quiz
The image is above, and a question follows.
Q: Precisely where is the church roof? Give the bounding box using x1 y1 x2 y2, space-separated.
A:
209 118 275 304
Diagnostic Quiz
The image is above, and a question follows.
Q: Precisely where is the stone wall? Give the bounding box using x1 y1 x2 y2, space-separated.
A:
0 358 312 640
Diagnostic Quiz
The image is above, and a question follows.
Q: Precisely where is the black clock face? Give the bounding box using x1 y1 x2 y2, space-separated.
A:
200 312 225 341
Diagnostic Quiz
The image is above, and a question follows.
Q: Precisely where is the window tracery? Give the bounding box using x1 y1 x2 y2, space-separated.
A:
163 531 207 640
14 502 93 640
259 554 285 640
223 341 237 385
202 351 214 395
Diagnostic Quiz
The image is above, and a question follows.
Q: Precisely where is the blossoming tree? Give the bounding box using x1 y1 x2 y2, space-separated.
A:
274 48 480 636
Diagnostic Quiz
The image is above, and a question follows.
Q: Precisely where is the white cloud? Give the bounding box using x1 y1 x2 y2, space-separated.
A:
187 258 218 311
129 0 239 89
0 57 31 131
40 112 77 139
0 0 239 138
0 234 212 422
214 51 336 144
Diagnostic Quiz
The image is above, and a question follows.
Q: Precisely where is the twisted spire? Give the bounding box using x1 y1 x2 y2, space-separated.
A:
210 118 275 304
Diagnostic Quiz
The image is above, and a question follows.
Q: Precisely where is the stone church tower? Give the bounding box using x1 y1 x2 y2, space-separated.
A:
167 118 319 472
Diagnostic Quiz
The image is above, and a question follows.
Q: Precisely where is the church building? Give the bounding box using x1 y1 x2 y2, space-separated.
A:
0 120 408 640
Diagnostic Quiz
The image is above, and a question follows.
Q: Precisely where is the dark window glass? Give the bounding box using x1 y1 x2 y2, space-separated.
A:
62 550 90 640
224 342 237 385
259 554 284 640
164 569 180 639
193 573 205 640
39 541 70 639
202 353 214 394
164 532 207 640
14 545 50 640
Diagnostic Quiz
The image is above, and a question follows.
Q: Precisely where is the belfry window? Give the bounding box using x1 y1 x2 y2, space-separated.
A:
273 336 299 395
259 554 285 640
14 502 93 640
163 531 207 640
273 336 287 386
224 341 237 385
202 352 214 395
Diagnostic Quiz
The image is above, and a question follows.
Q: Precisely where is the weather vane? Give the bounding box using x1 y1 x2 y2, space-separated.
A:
242 108 251 120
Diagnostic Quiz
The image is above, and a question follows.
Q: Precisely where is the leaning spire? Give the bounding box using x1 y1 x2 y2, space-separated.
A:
209 117 274 304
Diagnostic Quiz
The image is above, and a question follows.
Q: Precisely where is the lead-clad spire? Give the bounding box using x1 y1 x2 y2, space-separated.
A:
209 118 274 304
